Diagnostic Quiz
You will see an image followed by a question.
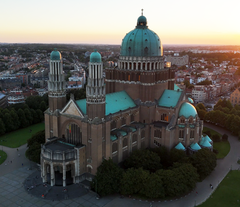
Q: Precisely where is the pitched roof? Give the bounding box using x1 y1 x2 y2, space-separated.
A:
75 90 136 116
158 89 182 108
175 142 186 150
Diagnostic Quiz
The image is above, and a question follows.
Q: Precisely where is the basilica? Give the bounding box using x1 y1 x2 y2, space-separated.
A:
41 14 208 187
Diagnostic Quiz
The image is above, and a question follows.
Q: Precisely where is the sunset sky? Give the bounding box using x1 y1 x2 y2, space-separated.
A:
1 0 240 45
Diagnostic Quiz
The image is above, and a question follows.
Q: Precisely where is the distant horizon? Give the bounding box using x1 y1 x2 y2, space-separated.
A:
1 42 240 47
1 0 240 46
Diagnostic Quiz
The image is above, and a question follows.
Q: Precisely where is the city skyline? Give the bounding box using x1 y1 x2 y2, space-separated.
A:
1 0 240 45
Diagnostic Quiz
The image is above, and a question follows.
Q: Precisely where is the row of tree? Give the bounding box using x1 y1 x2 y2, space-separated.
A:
196 99 240 136
0 95 48 135
92 148 216 199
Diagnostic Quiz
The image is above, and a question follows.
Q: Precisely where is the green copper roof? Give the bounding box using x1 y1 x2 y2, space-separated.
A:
120 15 162 57
174 84 182 91
110 135 117 141
188 97 194 104
75 99 86 115
90 50 101 63
175 142 186 150
76 91 136 116
179 102 197 118
106 91 136 115
50 48 61 60
158 90 182 108
200 139 212 148
202 135 212 143
190 143 201 151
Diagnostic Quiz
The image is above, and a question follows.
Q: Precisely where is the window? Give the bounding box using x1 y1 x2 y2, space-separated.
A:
141 130 145 138
121 118 126 126
123 138 128 148
111 121 116 130
154 130 162 138
161 113 168 121
190 130 195 138
179 130 184 138
131 114 134 123
132 134 137 143
112 143 118 153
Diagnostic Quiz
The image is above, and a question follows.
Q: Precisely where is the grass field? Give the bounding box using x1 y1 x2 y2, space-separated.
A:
0 123 45 148
0 150 7 165
203 127 222 137
213 141 230 159
198 170 240 207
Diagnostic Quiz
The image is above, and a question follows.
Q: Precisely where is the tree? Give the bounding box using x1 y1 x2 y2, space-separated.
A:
92 159 123 196
222 134 228 141
120 168 149 196
30 109 39 124
196 103 206 111
0 118 6 135
10 110 20 130
17 108 28 128
190 148 217 180
24 108 33 125
2 113 14 132
36 109 44 122
152 146 170 168
40 101 47 112
26 130 45 163
124 149 161 172
142 172 165 198
169 148 188 164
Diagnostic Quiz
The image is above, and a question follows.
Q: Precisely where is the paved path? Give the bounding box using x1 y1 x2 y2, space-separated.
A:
0 144 30 177
0 124 239 207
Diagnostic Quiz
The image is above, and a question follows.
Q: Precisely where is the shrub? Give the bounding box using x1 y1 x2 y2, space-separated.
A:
222 134 228 141
212 134 221 142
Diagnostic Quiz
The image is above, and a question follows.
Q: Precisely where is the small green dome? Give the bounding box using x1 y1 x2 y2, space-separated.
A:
188 98 194 104
175 142 186 150
120 15 162 57
50 48 61 60
179 102 197 118
90 50 102 63
137 15 147 26
190 143 201 151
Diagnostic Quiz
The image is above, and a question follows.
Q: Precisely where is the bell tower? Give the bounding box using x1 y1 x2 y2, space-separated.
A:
86 50 105 119
48 48 66 112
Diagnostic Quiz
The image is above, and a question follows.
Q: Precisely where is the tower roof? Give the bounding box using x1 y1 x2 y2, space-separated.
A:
120 14 162 57
90 50 102 63
50 48 61 60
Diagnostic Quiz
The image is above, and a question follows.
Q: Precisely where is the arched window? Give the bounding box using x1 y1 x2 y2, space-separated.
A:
131 114 134 123
180 118 185 124
66 123 82 145
132 134 137 143
123 138 128 148
190 130 195 138
141 130 145 138
112 143 118 153
122 118 126 126
179 130 184 138
111 121 116 130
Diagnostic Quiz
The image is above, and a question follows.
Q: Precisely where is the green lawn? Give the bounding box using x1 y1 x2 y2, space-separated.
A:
203 127 222 137
0 123 45 148
213 141 230 159
0 150 7 165
198 170 240 207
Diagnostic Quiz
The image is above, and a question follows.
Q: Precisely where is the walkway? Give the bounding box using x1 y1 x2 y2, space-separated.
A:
0 123 239 207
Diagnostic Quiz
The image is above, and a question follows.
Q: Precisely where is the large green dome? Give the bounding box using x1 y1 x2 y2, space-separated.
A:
120 15 162 57
50 48 61 60
90 50 102 63
179 102 198 118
